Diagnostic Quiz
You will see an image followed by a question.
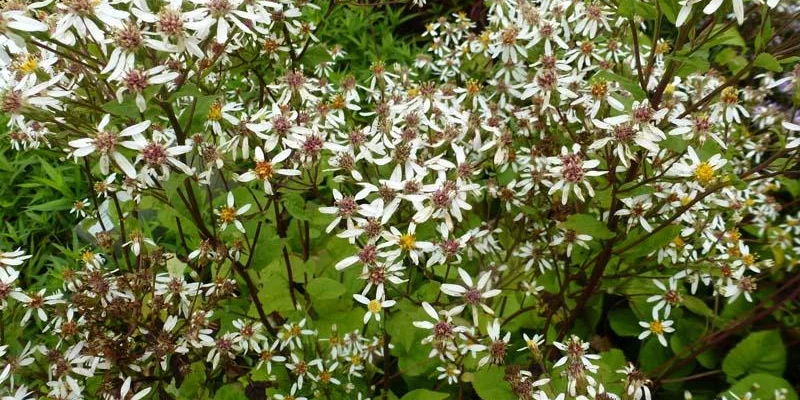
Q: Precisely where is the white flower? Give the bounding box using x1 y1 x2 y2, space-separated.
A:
783 121 800 149
53 0 129 44
215 192 251 233
546 144 605 205
440 268 501 326
0 248 31 269
413 302 465 361
379 222 433 265
236 147 299 195
553 335 601 369
184 0 272 43
320 188 370 234
638 308 675 347
477 319 511 367
68 116 151 178
615 195 655 232
646 278 682 315
9 289 63 325
436 364 461 385
352 286 396 324
670 146 727 187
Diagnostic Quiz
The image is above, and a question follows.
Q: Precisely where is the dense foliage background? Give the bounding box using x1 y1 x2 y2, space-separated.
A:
1 0 799 399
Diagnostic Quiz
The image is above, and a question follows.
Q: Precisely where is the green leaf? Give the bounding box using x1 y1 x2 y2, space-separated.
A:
27 198 73 212
178 362 207 399
670 317 719 369
682 295 715 319
213 383 245 400
307 277 347 301
401 389 449 400
562 214 615 239
721 330 787 381
724 373 798 400
621 225 682 259
609 307 641 337
638 335 673 373
472 368 516 400
102 98 141 119
701 27 745 49
753 53 782 72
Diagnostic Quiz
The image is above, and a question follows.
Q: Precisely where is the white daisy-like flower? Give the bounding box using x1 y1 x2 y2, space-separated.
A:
440 267 501 326
638 308 675 347
352 286 396 324
236 147 299 195
546 144 605 205
68 116 151 178
215 192 251 233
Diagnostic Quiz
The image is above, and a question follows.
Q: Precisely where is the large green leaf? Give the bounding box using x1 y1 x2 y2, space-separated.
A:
178 362 208 400
307 276 346 301
721 330 787 381
723 373 798 400
609 307 641 337
213 383 246 400
562 214 615 239
401 389 449 400
471 368 516 400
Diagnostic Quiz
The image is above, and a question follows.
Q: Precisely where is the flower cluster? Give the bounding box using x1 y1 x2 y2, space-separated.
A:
1 0 800 399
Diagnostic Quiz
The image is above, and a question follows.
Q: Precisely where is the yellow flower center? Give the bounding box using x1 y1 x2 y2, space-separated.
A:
721 87 739 105
331 94 345 110
367 299 382 314
207 101 223 121
254 160 274 180
399 233 416 251
650 320 664 334
81 250 95 263
693 162 715 185
319 370 332 383
673 236 685 248
591 80 608 98
479 32 491 45
13 55 39 74
350 355 362 365
742 254 755 266
218 207 236 223
466 79 481 95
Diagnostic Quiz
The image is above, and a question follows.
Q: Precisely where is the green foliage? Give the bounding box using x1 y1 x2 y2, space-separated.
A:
721 330 787 381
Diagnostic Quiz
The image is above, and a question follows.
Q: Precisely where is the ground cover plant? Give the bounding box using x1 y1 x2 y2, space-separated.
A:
1 0 800 398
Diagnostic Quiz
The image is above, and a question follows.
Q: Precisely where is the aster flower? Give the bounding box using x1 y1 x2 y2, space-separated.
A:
236 147 299 195
546 144 605 205
670 147 727 187
9 289 64 325
646 278 683 315
413 302 465 361
68 116 151 178
638 308 675 347
215 192 251 233
477 319 511 367
53 0 129 44
440 267 501 326
352 286 396 324
615 195 655 232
